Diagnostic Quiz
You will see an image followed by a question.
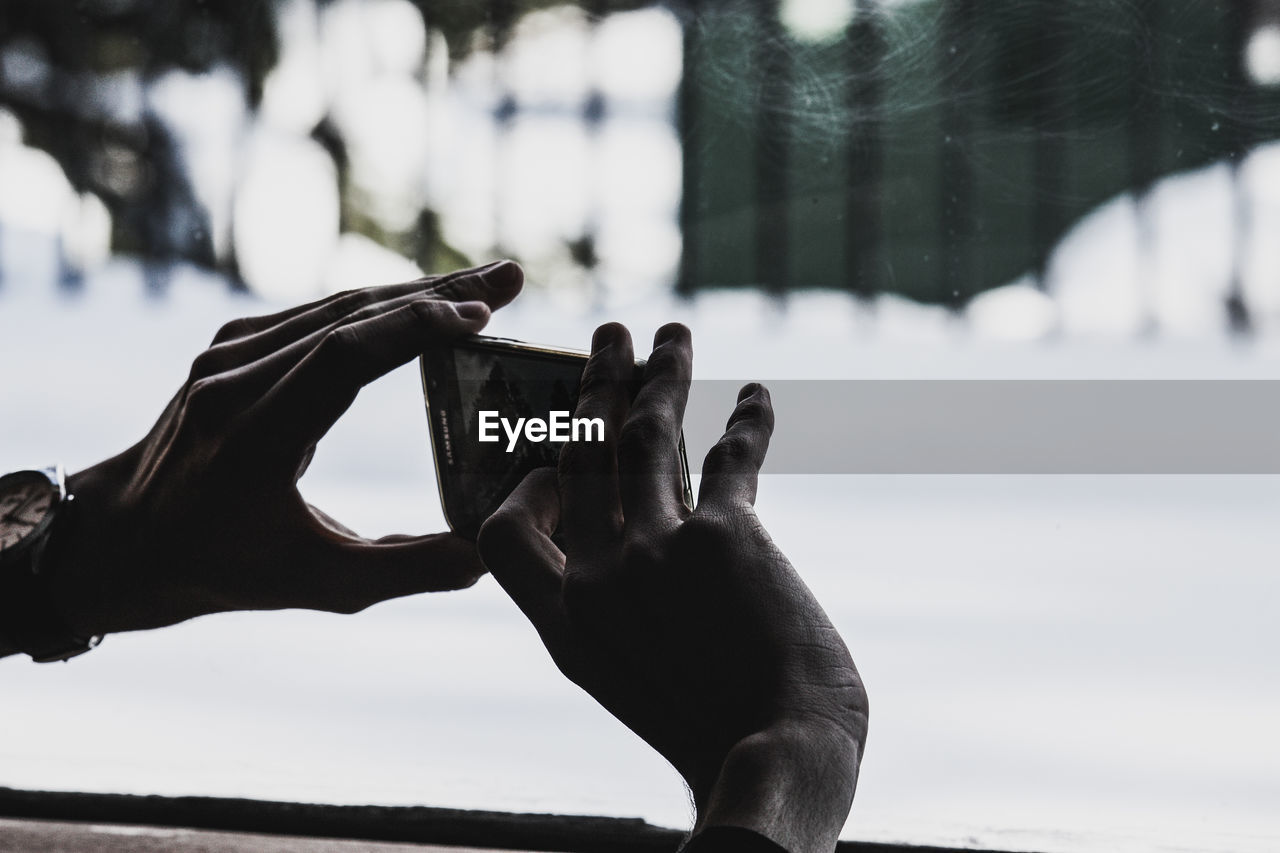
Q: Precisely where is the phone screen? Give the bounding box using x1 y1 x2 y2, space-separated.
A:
421 336 689 539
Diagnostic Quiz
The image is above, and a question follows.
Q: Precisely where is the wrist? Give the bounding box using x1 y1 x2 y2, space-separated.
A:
690 720 861 853
46 462 138 637
0 465 107 661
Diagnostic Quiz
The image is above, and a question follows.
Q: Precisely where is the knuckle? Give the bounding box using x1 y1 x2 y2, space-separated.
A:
706 431 756 469
558 453 618 497
446 568 484 591
303 326 368 392
188 345 232 380
184 377 231 421
618 413 669 460
732 397 771 426
317 288 376 328
429 277 464 300
477 511 525 565
620 537 663 573
578 357 622 396
344 296 402 328
675 514 736 554
211 317 252 345
577 362 607 396
319 323 363 362
429 267 483 299
561 571 603 615
406 299 452 330
847 671 871 722
644 344 677 373
332 287 376 313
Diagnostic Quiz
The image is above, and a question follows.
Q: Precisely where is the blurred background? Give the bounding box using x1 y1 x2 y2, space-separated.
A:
2 2 1280 852
5 0 1280 330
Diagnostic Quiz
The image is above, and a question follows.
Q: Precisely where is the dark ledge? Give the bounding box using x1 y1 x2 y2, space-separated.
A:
0 787 1032 853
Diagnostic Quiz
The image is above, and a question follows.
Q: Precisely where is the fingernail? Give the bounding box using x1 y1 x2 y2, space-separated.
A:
592 322 626 351
478 259 521 284
455 301 490 321
653 322 688 347
738 382 763 402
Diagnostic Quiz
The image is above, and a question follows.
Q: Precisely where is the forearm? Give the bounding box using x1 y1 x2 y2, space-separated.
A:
682 826 788 852
689 721 860 853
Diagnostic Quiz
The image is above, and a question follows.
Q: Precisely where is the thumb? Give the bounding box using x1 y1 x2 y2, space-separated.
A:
308 530 487 614
478 467 565 628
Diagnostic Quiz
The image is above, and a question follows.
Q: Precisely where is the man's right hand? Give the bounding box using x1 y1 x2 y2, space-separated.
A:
478 323 868 853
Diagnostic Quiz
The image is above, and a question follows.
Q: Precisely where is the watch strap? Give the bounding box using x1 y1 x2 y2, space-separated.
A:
0 548 100 662
0 475 102 663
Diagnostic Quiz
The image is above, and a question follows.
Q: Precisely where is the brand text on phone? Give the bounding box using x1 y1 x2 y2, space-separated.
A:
477 410 605 452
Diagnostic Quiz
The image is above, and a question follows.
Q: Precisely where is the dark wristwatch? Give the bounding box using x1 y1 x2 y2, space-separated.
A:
0 466 102 662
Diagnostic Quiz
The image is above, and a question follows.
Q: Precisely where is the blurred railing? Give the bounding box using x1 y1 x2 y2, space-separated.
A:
677 0 1280 319
3 0 1280 327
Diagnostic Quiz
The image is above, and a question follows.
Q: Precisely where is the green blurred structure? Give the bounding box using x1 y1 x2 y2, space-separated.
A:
677 0 1280 306
3 0 1279 307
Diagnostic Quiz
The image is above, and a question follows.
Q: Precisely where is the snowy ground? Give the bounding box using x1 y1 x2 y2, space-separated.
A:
2 259 1279 853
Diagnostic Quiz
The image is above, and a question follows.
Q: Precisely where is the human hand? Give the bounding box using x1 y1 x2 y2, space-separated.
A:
49 261 523 637
478 323 868 853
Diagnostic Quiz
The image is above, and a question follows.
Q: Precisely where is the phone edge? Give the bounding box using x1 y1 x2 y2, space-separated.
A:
419 351 467 537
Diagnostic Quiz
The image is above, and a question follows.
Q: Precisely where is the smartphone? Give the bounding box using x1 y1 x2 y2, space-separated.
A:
420 335 694 539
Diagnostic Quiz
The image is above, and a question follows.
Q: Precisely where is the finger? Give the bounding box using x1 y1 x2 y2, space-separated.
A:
428 258 522 310
185 294 490 428
197 261 522 377
244 299 490 460
697 383 775 509
307 501 360 538
305 530 488 613
210 260 519 345
478 468 567 630
558 323 633 559
208 277 439 345
617 323 692 526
